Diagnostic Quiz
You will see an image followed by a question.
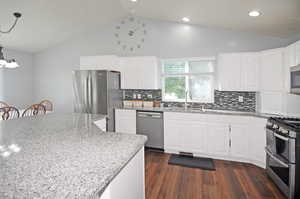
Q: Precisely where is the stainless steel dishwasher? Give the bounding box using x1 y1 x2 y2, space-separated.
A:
136 111 164 150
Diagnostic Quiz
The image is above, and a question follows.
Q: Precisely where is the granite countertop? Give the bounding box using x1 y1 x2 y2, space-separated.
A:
120 106 283 118
0 113 147 199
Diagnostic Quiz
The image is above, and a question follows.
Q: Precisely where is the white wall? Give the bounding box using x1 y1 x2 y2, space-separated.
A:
0 49 34 109
33 18 300 112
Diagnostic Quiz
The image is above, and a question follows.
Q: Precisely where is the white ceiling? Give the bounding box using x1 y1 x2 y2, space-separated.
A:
1 0 300 53
0 0 126 53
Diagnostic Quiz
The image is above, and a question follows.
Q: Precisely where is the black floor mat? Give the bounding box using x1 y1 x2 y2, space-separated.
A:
168 154 216 170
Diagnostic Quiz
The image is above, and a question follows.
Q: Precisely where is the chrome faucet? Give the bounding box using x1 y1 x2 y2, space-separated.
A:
185 91 189 110
201 105 206 112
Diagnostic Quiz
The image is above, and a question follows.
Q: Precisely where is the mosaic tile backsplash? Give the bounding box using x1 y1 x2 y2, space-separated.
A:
123 89 256 112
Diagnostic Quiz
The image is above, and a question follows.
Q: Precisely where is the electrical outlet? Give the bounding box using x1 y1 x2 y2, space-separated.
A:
238 96 244 102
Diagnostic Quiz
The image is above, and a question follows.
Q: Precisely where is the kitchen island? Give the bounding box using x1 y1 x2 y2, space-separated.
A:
0 113 147 199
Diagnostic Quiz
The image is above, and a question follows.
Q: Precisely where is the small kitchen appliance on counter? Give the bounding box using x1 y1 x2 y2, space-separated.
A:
266 117 300 199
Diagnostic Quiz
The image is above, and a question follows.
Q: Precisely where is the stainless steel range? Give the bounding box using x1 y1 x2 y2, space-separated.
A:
266 117 300 199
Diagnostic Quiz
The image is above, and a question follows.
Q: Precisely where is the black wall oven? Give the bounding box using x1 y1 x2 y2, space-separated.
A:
291 65 300 94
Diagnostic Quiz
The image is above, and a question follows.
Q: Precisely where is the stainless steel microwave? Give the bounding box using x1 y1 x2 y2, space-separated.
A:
291 65 300 94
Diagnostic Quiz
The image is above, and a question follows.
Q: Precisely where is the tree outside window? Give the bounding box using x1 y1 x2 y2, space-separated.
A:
162 58 215 103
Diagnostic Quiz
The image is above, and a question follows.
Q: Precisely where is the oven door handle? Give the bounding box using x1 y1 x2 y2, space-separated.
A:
265 147 289 168
274 132 289 141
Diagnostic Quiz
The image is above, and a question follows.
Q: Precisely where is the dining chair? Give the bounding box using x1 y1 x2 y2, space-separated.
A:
22 104 46 117
0 106 20 120
39 100 53 112
0 101 9 109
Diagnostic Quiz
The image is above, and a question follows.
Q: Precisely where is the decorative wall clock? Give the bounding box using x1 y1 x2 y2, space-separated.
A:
114 16 147 52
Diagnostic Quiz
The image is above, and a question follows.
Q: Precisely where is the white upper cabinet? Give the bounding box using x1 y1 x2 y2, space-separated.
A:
260 48 284 92
218 52 259 91
241 53 260 91
119 57 140 89
296 40 300 66
119 56 160 89
286 43 297 68
80 55 160 89
283 40 300 92
258 48 285 114
259 91 284 114
80 55 120 70
218 53 242 91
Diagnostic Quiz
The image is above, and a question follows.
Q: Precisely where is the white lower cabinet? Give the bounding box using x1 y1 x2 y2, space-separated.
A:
248 118 267 168
115 109 136 134
205 123 230 157
164 112 267 168
229 123 249 161
164 113 207 154
100 148 145 199
180 121 206 154
164 113 230 158
164 121 181 150
164 117 206 153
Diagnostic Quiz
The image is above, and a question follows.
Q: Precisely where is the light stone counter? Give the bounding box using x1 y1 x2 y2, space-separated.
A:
120 106 284 118
0 113 147 199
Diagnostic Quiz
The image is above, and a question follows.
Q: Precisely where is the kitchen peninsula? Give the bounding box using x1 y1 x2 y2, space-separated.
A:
0 113 147 199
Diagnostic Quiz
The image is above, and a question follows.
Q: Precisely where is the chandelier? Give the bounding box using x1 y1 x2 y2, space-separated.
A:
0 12 22 69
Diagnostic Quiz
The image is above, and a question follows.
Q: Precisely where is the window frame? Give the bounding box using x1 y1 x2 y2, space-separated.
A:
161 57 216 103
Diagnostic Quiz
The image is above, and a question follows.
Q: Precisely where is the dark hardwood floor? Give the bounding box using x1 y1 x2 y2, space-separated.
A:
145 151 286 199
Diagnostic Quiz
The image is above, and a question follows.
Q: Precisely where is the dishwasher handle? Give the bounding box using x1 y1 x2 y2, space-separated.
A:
137 111 162 119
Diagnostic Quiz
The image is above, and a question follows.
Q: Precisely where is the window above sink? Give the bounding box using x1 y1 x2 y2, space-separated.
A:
161 57 216 103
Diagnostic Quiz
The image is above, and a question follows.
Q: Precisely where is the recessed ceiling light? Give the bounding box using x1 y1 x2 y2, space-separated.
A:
249 10 260 17
182 17 190 22
130 0 138 2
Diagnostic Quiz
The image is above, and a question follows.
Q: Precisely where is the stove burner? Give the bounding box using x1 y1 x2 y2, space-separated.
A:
269 117 300 132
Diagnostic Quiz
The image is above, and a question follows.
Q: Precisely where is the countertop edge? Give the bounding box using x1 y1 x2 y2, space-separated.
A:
93 135 147 199
117 107 283 119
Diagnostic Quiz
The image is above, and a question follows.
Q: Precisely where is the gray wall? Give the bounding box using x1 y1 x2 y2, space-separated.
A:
0 49 34 109
33 18 300 112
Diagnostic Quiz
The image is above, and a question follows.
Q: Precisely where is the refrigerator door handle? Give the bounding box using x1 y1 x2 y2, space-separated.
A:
84 74 89 112
72 72 80 112
87 73 93 113
88 73 93 113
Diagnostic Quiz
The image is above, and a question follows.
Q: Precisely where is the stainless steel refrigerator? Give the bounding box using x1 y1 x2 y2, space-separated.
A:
72 70 122 131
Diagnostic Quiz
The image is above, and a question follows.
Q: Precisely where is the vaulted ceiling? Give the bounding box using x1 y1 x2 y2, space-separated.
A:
0 0 299 53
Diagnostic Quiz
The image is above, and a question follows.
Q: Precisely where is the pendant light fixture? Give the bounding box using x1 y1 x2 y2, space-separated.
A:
0 12 22 69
